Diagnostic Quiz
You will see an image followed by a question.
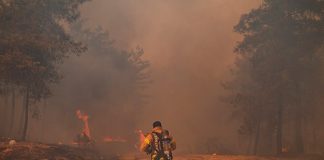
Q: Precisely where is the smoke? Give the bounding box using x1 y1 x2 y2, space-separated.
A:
79 0 261 153
25 0 261 154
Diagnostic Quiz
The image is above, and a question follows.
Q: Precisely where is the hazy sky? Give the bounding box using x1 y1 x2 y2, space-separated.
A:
80 0 260 152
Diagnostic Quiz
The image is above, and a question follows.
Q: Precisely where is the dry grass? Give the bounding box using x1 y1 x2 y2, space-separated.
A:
1 139 322 160
0 140 104 160
173 155 324 160
118 154 324 160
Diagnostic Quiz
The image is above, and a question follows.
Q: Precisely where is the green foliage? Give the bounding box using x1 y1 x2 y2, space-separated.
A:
70 23 150 101
53 22 151 138
0 0 88 140
225 0 324 154
0 0 87 100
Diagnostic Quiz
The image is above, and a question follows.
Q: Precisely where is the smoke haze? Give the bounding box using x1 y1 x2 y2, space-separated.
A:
80 0 260 153
18 0 262 154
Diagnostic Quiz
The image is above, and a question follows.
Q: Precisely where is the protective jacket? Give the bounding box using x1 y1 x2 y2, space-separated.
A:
140 127 176 160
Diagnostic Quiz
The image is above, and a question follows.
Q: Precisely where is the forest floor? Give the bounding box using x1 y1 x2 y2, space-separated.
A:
120 154 324 160
1 138 323 160
0 138 104 160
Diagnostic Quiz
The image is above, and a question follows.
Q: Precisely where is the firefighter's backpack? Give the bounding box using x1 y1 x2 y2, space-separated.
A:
150 132 167 159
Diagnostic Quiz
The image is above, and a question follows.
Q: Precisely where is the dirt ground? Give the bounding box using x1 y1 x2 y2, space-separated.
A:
0 138 103 160
1 139 323 160
119 154 324 160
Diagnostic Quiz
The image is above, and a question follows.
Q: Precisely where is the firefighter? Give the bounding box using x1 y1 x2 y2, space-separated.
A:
140 121 176 160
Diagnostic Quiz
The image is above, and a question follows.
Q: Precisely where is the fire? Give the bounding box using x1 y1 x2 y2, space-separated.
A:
282 147 289 153
103 136 127 143
134 129 145 149
136 129 145 144
76 110 91 139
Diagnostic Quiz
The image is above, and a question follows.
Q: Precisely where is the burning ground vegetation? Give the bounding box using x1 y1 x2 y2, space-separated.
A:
1 133 324 160
1 137 324 160
0 110 140 160
0 139 323 160
1 110 324 160
0 137 104 160
0 130 144 160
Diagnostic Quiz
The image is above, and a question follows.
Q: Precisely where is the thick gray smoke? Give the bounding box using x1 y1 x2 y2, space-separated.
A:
21 0 261 154
80 0 260 153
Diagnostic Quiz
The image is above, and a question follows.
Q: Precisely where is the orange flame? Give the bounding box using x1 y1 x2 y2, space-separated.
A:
134 129 145 149
136 129 145 144
76 110 91 138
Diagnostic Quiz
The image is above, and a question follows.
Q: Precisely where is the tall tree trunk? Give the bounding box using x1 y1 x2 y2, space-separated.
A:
40 100 47 141
253 120 261 155
22 88 30 141
0 96 4 137
18 94 25 137
294 83 304 153
312 123 317 153
276 100 283 155
4 88 9 136
9 88 15 136
294 112 304 153
247 134 253 154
